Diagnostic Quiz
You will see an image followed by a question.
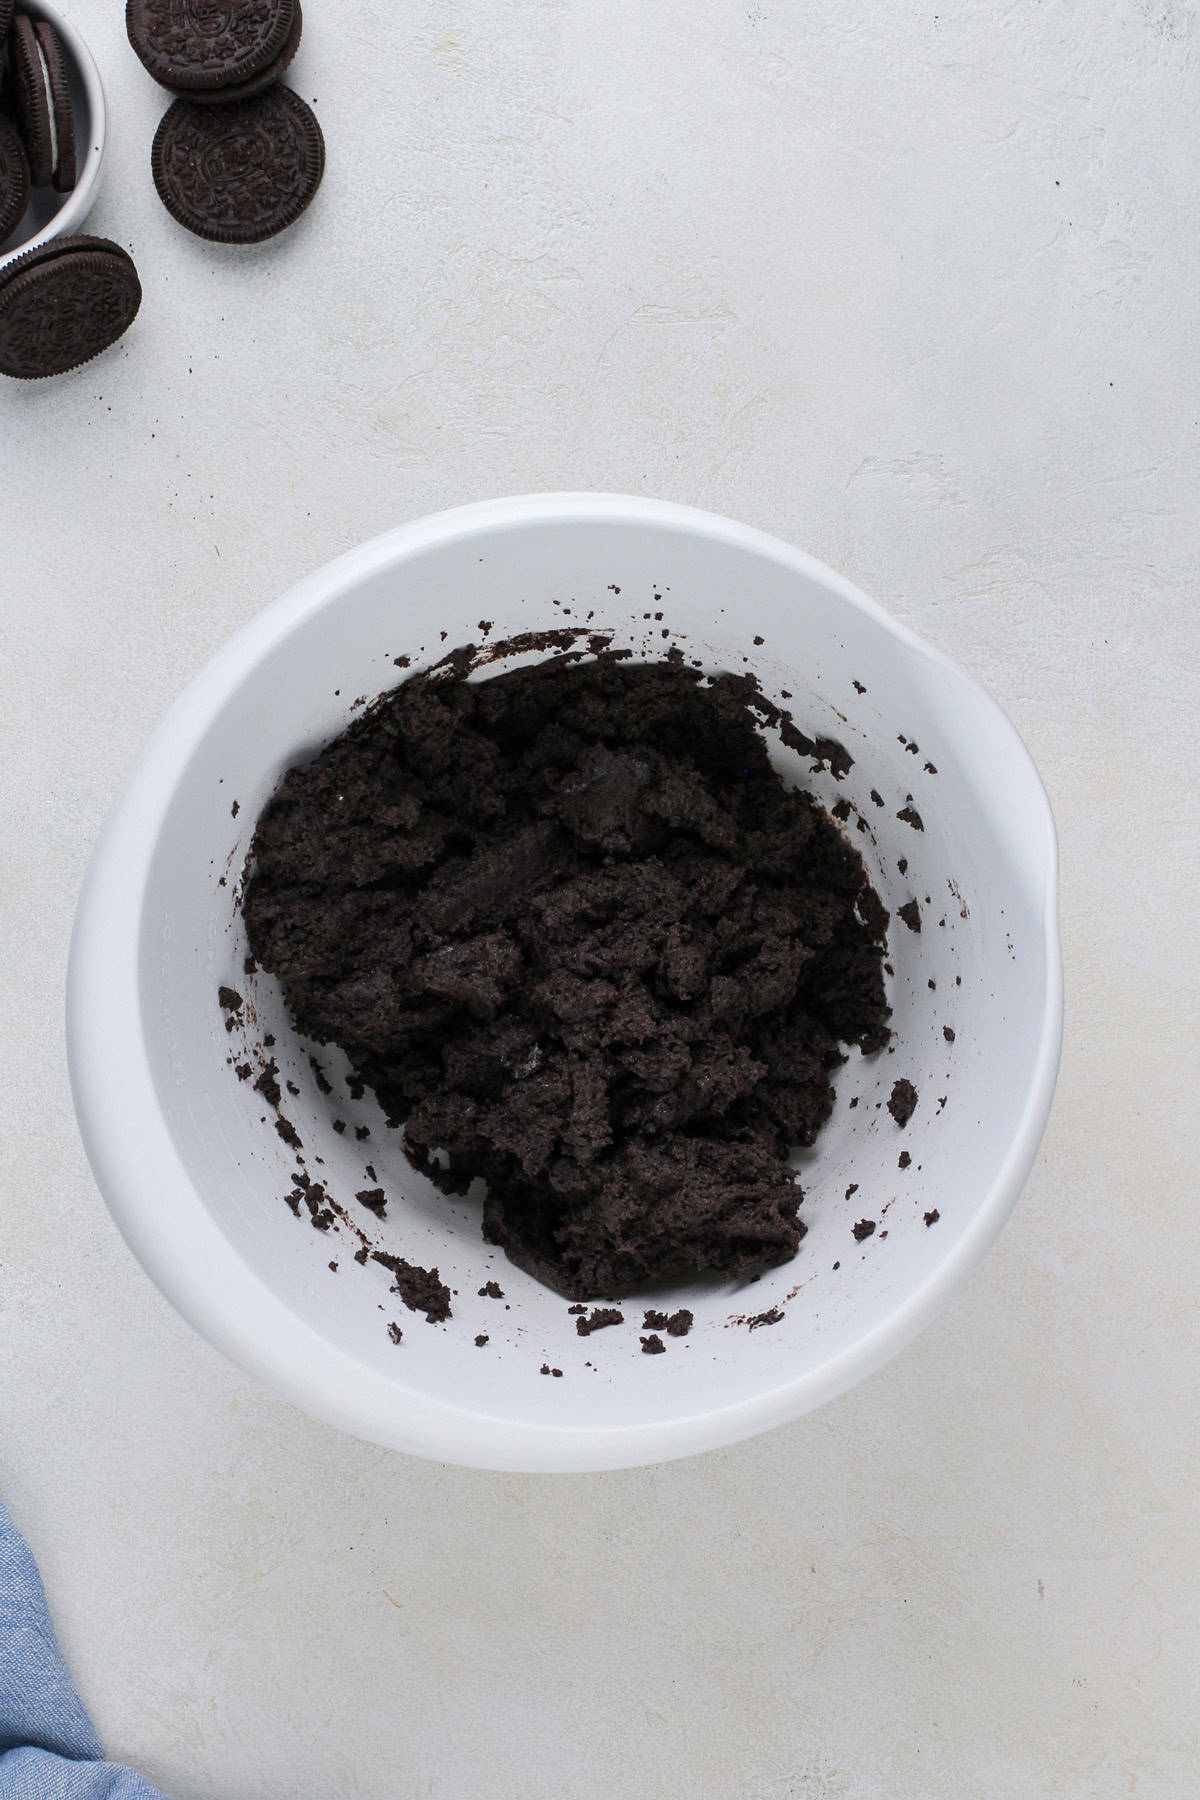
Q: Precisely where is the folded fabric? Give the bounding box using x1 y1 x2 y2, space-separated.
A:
0 1500 171 1799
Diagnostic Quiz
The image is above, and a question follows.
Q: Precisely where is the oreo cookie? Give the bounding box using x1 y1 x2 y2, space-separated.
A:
7 13 53 187
151 85 324 244
0 234 141 378
170 0 302 106
34 17 77 192
0 113 31 245
126 0 296 98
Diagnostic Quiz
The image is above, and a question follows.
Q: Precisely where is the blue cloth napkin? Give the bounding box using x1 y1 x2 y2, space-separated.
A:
0 1501 171 1799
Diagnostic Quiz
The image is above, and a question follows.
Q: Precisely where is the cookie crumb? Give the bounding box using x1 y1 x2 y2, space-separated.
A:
577 1307 624 1336
747 1307 783 1329
887 1079 918 1127
640 1334 666 1354
924 1209 940 1227
852 1219 876 1241
254 1062 281 1106
371 1252 451 1322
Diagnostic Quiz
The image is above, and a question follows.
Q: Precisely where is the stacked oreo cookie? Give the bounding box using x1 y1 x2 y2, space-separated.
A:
0 11 142 378
127 0 324 243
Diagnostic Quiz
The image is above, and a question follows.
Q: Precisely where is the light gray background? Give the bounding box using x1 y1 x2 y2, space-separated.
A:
2 1 1198 1795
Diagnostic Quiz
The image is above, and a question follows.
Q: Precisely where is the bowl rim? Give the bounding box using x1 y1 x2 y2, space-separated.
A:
0 0 107 272
66 493 1064 1472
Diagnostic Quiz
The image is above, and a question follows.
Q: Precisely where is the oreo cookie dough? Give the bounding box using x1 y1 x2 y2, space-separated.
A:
243 653 890 1300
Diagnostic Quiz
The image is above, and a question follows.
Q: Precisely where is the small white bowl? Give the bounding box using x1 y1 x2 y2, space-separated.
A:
67 495 1062 1472
0 0 106 268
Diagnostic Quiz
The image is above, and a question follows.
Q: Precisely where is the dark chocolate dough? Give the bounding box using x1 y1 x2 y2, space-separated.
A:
243 654 890 1299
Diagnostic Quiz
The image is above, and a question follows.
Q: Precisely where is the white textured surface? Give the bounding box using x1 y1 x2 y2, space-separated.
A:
0 0 1197 1794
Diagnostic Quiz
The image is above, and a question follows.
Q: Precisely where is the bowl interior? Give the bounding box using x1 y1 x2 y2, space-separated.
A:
0 0 105 264
95 508 1056 1466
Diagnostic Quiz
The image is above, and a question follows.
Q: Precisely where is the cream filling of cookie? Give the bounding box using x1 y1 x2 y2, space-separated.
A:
33 38 58 181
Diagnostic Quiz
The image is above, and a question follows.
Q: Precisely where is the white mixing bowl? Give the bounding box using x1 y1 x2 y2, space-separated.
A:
67 494 1062 1472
